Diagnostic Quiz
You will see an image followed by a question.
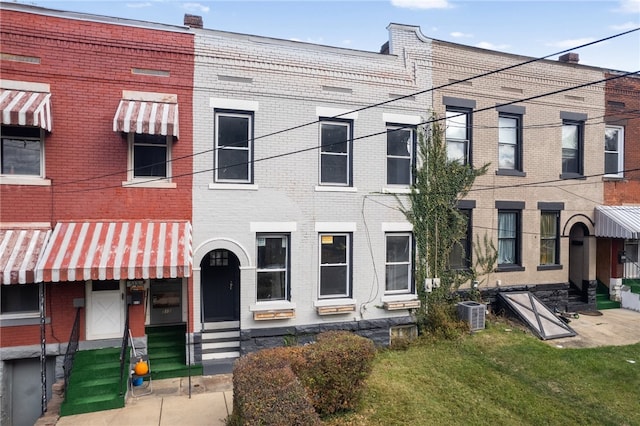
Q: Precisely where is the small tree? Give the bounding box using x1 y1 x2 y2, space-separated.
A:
398 116 488 332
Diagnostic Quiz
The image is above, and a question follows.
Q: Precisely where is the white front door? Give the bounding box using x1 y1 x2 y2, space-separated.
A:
86 280 124 340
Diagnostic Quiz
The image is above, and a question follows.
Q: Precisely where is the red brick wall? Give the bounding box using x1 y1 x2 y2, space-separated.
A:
604 73 640 205
0 9 194 222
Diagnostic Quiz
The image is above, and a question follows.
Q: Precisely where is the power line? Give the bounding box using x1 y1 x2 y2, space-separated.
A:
44 28 639 188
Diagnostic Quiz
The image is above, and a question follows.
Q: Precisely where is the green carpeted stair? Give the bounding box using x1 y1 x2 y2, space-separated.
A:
146 324 202 380
59 347 126 416
623 278 640 294
596 282 621 310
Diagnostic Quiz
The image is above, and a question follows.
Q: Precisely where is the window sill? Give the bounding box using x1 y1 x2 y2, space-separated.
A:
314 298 356 315
537 264 563 271
314 185 357 193
602 175 624 181
495 169 526 177
250 301 296 320
208 183 259 190
381 294 420 310
559 173 586 180
382 187 411 194
122 179 176 189
0 314 49 327
496 265 525 272
0 176 51 186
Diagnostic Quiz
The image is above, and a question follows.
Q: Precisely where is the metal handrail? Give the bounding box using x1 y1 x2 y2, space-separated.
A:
62 307 82 397
119 305 130 396
624 259 640 279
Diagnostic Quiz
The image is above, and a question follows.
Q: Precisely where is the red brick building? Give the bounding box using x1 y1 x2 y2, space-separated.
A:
0 4 193 422
595 72 640 300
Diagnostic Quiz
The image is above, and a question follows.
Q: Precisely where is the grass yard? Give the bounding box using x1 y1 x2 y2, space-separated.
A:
325 319 640 425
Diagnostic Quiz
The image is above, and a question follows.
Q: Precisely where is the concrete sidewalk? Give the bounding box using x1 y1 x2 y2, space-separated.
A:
53 374 233 426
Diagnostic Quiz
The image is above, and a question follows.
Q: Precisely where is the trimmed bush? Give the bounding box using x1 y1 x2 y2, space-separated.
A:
229 347 320 426
294 331 376 416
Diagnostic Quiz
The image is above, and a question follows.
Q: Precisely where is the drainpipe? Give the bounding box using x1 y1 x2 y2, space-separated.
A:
187 276 192 398
39 282 47 415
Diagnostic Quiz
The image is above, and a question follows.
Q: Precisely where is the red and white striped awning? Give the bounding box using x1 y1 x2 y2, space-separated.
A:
37 221 192 283
0 89 52 131
0 226 51 285
113 99 179 138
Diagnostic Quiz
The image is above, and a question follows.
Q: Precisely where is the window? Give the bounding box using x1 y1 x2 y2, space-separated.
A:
256 234 289 301
498 210 520 267
540 211 560 265
319 233 350 298
320 120 352 185
561 120 584 177
386 125 415 186
445 108 471 164
1 284 39 316
1 125 43 177
498 114 522 171
385 233 413 293
449 209 472 269
130 133 170 179
215 111 253 183
605 125 624 177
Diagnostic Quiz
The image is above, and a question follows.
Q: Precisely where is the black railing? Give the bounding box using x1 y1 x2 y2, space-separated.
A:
119 306 130 396
63 307 82 397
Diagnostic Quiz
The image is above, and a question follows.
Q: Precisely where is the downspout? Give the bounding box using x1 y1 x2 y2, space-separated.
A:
39 282 47 415
187 276 192 399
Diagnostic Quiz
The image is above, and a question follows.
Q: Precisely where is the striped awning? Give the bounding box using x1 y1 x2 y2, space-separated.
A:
0 226 51 285
36 221 192 283
0 89 52 131
113 99 179 138
595 206 640 239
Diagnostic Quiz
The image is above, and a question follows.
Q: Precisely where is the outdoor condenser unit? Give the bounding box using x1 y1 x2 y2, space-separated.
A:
457 301 486 331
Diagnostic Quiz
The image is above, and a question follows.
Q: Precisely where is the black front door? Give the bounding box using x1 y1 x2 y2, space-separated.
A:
201 249 240 322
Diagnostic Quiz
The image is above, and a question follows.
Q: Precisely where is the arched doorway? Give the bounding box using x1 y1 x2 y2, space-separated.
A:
200 249 240 322
569 222 589 291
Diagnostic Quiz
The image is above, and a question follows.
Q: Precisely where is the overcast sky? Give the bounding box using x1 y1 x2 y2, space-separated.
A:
19 0 640 71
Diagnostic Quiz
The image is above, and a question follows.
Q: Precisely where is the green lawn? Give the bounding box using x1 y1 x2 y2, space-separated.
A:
325 320 640 425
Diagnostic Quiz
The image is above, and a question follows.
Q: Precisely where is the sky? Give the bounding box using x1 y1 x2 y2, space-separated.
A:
11 0 640 72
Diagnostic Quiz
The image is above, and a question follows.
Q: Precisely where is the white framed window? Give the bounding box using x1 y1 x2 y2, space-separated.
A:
385 233 412 294
319 119 352 186
129 133 171 180
1 125 44 177
605 125 624 177
256 234 289 302
445 108 471 164
319 233 350 298
215 111 253 183
0 283 39 318
386 125 415 186
498 114 522 171
561 121 584 177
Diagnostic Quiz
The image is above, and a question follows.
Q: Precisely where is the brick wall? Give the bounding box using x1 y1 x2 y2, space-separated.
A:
604 73 640 205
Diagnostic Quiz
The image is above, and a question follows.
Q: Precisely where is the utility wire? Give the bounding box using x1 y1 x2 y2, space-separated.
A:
46 27 640 187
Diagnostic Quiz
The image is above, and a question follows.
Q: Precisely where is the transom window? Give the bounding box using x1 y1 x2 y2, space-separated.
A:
445 108 471 164
130 133 170 179
561 120 584 176
498 114 522 171
1 125 43 177
319 120 352 186
256 234 289 301
385 233 412 293
1 283 39 316
386 125 415 186
215 111 253 183
498 210 520 266
540 211 560 265
319 233 350 298
210 250 229 266
604 125 624 177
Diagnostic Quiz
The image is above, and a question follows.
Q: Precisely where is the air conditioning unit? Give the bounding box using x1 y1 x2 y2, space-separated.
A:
457 301 486 331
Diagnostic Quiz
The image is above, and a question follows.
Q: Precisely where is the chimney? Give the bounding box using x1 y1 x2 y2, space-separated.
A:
559 52 580 64
184 14 203 29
